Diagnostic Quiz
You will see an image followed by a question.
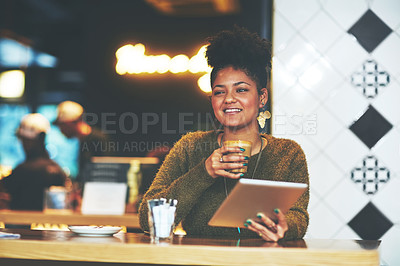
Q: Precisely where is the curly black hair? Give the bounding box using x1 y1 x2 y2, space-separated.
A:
205 26 271 93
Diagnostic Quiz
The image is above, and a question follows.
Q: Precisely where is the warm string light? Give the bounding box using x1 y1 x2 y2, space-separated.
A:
115 44 212 93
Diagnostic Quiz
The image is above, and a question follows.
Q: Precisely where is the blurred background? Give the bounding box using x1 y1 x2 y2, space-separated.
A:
0 0 270 177
0 0 399 265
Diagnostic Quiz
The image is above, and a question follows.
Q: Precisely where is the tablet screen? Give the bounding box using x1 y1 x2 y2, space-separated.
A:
208 178 307 228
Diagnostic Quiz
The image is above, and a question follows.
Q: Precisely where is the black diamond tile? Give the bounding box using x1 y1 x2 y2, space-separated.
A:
348 9 392 53
349 105 393 149
348 202 393 240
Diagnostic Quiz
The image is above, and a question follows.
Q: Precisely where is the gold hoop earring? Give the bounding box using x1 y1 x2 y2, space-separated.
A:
257 110 271 128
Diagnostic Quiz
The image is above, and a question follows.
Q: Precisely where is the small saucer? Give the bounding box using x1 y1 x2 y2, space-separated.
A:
68 226 122 237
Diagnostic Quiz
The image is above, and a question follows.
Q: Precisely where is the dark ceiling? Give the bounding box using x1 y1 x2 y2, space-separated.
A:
0 0 270 154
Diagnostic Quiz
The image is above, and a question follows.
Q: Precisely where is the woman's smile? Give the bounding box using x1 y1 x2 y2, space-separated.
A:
223 108 243 114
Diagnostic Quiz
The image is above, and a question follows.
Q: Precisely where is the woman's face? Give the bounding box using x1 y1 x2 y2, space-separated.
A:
211 66 266 131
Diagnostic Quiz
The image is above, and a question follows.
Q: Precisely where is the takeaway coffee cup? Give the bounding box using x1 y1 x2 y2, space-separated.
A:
223 140 252 173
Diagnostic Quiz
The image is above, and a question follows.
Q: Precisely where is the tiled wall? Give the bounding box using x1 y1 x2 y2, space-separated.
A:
271 0 400 265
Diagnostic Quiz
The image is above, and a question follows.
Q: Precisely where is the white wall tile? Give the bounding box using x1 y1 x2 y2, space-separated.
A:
272 13 297 54
379 226 400 266
373 81 400 126
303 230 314 239
274 83 320 116
299 57 345 102
272 125 321 161
273 0 399 263
306 105 344 148
372 33 400 80
273 35 321 77
370 0 400 30
308 188 322 211
322 0 369 30
286 134 321 161
271 57 297 101
306 202 344 238
372 177 400 223
301 11 343 53
308 153 345 196
332 225 362 240
324 178 370 222
324 81 369 126
372 129 400 175
274 0 321 31
324 129 369 173
325 33 368 77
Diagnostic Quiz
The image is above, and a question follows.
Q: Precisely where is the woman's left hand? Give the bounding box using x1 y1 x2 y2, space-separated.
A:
244 209 288 242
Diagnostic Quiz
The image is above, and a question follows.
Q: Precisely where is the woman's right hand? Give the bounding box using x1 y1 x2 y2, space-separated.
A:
205 146 248 179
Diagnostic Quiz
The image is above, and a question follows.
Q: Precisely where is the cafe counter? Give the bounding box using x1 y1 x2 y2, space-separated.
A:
0 210 140 229
0 229 380 265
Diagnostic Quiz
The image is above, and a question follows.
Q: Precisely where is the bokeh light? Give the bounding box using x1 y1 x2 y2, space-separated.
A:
198 73 211 93
0 70 25 98
169 54 189 74
115 44 212 93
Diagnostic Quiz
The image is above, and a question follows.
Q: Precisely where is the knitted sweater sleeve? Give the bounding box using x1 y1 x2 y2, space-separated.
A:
283 141 310 240
138 133 216 231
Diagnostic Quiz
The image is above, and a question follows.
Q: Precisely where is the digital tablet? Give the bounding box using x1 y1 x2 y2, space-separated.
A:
208 178 308 228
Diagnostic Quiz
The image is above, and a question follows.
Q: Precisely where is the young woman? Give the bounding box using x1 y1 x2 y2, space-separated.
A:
138 27 309 241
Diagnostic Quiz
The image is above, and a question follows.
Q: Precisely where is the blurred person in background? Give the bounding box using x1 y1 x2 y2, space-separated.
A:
53 101 111 210
0 113 68 210
53 101 110 177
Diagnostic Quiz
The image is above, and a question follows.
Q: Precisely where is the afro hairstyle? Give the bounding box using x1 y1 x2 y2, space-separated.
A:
205 26 271 92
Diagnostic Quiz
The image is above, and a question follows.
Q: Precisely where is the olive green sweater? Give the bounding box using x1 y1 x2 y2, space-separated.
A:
138 131 309 240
